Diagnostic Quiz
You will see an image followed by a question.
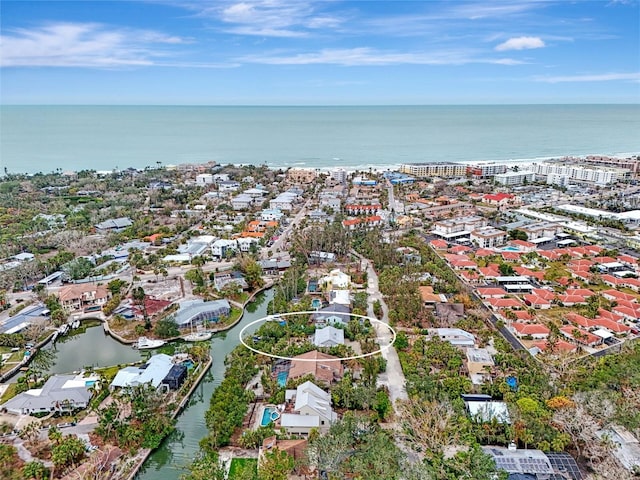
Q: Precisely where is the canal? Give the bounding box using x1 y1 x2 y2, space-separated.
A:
28 289 272 478
138 288 273 479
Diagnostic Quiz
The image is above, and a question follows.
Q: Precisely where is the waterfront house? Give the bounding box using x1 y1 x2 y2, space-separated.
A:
110 354 179 391
56 283 109 312
3 373 99 415
173 299 231 328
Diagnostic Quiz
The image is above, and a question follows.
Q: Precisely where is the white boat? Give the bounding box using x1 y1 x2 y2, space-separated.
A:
71 320 80 329
183 331 212 342
135 336 166 349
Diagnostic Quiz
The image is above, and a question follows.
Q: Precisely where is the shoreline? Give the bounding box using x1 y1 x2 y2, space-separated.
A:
2 153 638 178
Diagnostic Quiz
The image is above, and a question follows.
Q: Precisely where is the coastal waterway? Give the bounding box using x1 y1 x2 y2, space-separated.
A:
137 288 273 479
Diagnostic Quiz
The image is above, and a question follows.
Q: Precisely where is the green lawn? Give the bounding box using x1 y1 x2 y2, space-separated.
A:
228 458 257 479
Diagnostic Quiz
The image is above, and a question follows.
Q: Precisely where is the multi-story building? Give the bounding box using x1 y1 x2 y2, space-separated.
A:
533 162 630 185
470 226 508 248
330 168 347 183
400 163 467 178
57 284 109 312
467 163 507 179
519 221 562 241
494 171 535 186
431 215 487 242
287 168 317 184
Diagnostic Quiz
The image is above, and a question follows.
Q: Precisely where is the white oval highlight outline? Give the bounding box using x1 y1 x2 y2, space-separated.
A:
239 311 396 362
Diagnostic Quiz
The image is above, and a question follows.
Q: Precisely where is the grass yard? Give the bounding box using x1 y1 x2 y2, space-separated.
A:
228 458 257 479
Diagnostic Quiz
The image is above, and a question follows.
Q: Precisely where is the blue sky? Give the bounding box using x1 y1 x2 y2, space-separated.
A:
1 0 639 104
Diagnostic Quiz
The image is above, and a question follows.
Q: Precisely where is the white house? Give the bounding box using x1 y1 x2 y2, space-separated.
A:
270 192 298 211
196 173 214 185
237 237 259 252
330 290 351 306
232 194 254 211
320 269 351 289
313 326 345 347
280 381 337 436
212 239 237 258
260 209 284 222
219 180 240 192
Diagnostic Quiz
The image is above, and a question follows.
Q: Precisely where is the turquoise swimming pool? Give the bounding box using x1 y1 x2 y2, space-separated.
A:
277 371 288 387
261 406 279 426
502 246 520 252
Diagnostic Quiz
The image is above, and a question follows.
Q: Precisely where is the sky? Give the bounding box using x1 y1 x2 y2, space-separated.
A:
0 0 639 104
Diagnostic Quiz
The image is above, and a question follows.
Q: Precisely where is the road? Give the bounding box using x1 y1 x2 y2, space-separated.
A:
354 251 408 410
263 199 311 258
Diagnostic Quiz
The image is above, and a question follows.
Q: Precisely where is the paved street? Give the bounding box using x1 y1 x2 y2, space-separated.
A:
356 253 408 411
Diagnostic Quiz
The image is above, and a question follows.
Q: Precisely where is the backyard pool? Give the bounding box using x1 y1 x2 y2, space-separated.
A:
311 298 322 309
277 371 288 387
502 246 520 252
261 406 280 427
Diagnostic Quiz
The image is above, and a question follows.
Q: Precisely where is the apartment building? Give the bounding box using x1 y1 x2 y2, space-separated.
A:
400 163 467 178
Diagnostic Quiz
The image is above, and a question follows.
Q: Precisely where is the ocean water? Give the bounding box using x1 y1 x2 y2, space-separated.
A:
1 105 638 174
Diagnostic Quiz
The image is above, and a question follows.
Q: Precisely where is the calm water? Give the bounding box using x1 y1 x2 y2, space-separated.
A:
44 323 142 374
138 289 272 480
1 105 639 174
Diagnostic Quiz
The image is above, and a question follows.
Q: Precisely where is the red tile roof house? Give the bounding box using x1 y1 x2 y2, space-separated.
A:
458 270 482 284
479 266 501 279
523 295 552 309
474 248 495 258
557 294 588 307
611 306 639 322
582 245 603 256
531 288 556 301
509 239 536 252
566 312 599 329
532 339 578 354
565 288 595 298
512 322 550 339
602 289 637 303
486 297 523 310
449 245 473 254
483 193 515 206
539 250 560 261
593 317 632 334
430 239 448 249
501 251 522 262
617 277 640 292
600 274 620 287
476 288 508 299
597 308 626 322
560 325 603 347
617 254 640 265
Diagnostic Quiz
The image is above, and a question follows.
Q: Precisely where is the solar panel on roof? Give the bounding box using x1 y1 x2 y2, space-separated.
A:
545 452 584 480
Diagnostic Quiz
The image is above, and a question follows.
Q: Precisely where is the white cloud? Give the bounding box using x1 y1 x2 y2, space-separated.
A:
495 36 545 51
200 0 344 37
240 47 524 66
535 72 640 83
0 22 190 67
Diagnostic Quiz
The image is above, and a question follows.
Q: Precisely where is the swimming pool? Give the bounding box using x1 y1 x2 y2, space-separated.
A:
311 298 321 309
261 406 280 427
502 246 520 252
277 371 288 387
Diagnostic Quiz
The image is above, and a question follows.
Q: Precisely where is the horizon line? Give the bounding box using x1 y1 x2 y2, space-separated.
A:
2 102 639 107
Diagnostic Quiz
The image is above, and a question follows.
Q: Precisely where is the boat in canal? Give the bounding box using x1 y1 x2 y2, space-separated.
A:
183 331 212 342
135 336 166 349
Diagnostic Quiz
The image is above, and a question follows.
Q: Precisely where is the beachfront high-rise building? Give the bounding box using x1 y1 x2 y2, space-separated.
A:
330 168 347 183
400 163 467 178
532 162 630 186
467 163 508 179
